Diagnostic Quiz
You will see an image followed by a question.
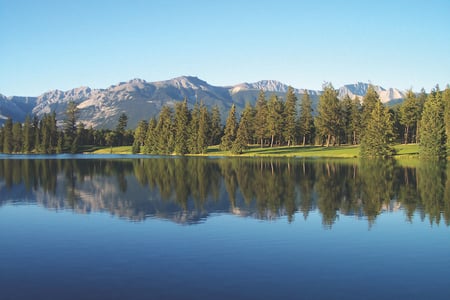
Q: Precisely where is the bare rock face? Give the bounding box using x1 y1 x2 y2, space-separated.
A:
0 77 406 128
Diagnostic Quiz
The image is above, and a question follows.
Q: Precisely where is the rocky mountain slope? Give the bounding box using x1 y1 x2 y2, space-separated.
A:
0 77 405 129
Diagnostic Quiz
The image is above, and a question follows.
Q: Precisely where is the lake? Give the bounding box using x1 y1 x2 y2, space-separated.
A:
0 156 449 300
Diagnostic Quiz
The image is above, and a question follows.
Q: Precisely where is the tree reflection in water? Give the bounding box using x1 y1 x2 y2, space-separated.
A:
0 157 448 226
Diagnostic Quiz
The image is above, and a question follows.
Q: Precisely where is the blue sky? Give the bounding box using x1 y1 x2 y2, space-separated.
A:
1 0 449 96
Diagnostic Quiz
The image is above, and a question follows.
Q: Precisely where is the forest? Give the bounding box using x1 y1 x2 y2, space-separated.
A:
0 83 449 158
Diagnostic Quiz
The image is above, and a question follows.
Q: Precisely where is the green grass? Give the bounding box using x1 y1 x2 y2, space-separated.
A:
207 145 360 158
88 143 422 159
91 146 132 154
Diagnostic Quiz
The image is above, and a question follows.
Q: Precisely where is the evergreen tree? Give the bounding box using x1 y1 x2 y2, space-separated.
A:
361 85 379 129
197 103 210 154
2 118 13 153
131 140 140 154
232 120 248 154
22 116 33 153
56 132 64 154
341 95 353 144
188 103 200 154
419 89 447 159
32 116 40 152
133 120 148 154
238 102 255 145
115 113 128 146
134 120 148 148
415 88 428 143
155 106 174 154
400 90 420 144
442 85 450 146
220 104 237 151
315 83 341 147
64 102 79 152
283 86 298 146
209 105 222 146
144 118 157 154
174 99 190 155
12 122 23 153
0 127 3 152
349 97 362 144
360 101 394 157
267 94 284 147
254 90 268 147
298 90 315 146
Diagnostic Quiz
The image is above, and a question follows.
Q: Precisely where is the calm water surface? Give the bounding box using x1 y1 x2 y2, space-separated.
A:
0 156 449 300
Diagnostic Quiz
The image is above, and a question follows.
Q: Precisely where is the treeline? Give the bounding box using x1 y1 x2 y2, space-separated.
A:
1 83 449 157
132 100 223 155
132 83 450 157
0 103 133 154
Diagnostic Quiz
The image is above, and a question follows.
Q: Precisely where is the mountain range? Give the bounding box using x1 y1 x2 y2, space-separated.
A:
0 76 406 129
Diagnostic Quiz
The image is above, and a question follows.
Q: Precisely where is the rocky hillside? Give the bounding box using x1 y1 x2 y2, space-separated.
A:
0 77 405 129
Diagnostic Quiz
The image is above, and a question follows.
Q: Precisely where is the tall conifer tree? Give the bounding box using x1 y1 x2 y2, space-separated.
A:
283 86 298 146
298 90 314 146
220 104 237 151
174 99 190 155
360 101 394 157
316 83 341 147
254 90 268 147
419 89 447 159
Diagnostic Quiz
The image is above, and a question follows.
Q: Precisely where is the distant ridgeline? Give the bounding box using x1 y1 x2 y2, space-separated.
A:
0 78 449 157
0 76 406 130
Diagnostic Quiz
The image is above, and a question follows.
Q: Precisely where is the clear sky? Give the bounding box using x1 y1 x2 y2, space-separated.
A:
1 0 449 96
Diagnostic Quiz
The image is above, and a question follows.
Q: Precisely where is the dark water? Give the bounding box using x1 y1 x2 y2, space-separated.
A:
0 156 449 299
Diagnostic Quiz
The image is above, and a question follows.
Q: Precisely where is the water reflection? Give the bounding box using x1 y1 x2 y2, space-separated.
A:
0 157 449 226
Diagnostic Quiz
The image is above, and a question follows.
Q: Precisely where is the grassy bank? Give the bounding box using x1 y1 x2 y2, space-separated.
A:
91 143 420 158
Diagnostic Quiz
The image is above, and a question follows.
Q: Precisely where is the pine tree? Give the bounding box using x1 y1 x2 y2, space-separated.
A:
400 90 420 144
360 101 394 157
298 90 315 146
144 118 157 154
12 122 23 153
315 83 341 147
283 86 298 146
209 105 222 146
115 113 128 146
419 89 447 159
33 116 40 153
361 85 379 130
267 94 284 147
231 121 247 154
0 127 3 152
133 120 148 154
22 116 32 153
415 88 428 143
188 103 200 154
155 106 174 154
239 102 255 145
220 104 237 151
349 97 362 144
197 103 210 154
254 90 268 147
442 85 450 146
2 118 13 153
341 95 353 145
174 99 190 155
64 102 79 152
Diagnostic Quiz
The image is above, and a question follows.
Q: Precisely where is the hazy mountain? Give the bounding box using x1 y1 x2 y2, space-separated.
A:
0 94 37 122
337 82 406 103
0 77 406 129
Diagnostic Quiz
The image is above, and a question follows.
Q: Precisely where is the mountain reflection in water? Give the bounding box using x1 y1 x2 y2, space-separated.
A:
0 157 449 227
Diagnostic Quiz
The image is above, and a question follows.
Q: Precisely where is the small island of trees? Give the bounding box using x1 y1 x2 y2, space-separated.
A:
1 83 449 159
